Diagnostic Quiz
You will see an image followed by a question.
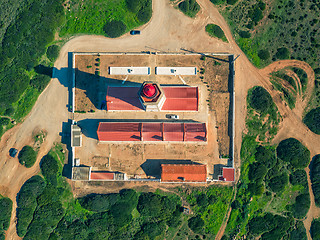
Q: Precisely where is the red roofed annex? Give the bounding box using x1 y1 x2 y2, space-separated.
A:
161 164 207 182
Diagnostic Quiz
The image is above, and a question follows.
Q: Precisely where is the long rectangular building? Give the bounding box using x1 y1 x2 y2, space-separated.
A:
155 67 197 75
109 67 150 75
161 164 207 182
97 122 207 142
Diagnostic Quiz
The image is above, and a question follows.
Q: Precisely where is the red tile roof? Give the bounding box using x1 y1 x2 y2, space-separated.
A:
223 168 235 182
97 122 207 142
161 87 198 111
106 86 198 111
161 164 207 182
90 172 114 180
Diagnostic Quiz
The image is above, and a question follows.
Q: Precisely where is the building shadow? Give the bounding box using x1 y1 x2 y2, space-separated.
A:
140 159 200 178
213 164 227 180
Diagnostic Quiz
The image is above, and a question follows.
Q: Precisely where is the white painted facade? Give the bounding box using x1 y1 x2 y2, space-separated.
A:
155 67 197 75
109 67 150 75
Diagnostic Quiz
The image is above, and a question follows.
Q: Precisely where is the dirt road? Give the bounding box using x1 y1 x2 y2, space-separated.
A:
1 0 319 239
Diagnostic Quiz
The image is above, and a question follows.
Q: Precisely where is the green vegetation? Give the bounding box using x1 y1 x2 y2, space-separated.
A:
246 86 281 142
304 107 320 134
0 0 64 116
270 69 302 109
205 24 228 42
178 0 200 18
188 216 204 234
292 67 308 94
310 155 320 207
223 87 310 239
0 196 13 240
311 218 320 240
18 145 37 168
60 0 152 37
212 0 320 71
277 138 310 169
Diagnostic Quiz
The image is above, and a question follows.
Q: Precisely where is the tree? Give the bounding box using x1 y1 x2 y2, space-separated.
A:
249 86 273 112
258 49 270 60
30 74 51 92
310 155 320 207
0 197 12 231
311 218 320 240
18 145 37 168
249 162 267 183
289 221 307 240
188 216 204 234
289 170 308 187
40 154 59 184
276 138 310 169
46 45 59 61
255 145 276 169
239 30 251 38
303 107 320 134
287 193 310 219
275 47 290 59
79 193 120 212
103 20 126 38
267 173 288 193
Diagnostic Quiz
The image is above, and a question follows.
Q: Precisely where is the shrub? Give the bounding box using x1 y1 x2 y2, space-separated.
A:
18 145 37 168
79 193 120 212
4 107 14 116
188 215 204 234
137 0 152 23
0 197 12 231
289 170 308 187
255 145 276 169
30 74 51 92
179 0 201 18
310 155 320 207
275 47 290 59
311 218 320 240
248 182 264 196
276 138 310 169
227 0 238 4
126 0 142 13
249 86 273 112
239 30 251 38
46 45 59 62
267 173 288 193
303 107 320 134
0 118 10 126
205 24 228 42
258 49 270 60
103 20 127 38
210 0 226 4
249 162 268 183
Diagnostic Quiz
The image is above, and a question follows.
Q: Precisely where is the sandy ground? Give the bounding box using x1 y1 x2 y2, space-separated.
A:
0 0 318 239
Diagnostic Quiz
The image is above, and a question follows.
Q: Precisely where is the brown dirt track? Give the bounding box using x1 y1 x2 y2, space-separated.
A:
0 0 318 239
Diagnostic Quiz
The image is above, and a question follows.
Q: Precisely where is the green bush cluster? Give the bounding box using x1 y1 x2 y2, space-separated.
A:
310 155 320 207
304 107 320 134
248 213 293 238
311 218 320 240
188 216 204 234
275 47 290 60
248 86 273 112
205 24 228 42
290 169 308 187
179 0 201 18
40 154 59 186
258 49 270 60
0 197 12 239
292 67 308 94
289 221 307 240
126 0 152 22
276 138 310 169
0 118 10 126
0 0 64 110
286 193 310 219
16 175 46 237
30 74 51 92
18 145 37 168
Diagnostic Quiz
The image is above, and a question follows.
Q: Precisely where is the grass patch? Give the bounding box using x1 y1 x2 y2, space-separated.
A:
205 24 228 42
12 87 40 122
271 79 296 109
60 0 151 37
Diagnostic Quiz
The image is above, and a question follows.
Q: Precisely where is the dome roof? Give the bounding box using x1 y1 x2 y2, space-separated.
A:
142 84 157 98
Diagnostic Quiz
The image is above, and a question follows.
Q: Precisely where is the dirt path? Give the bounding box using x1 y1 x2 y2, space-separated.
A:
1 0 319 239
